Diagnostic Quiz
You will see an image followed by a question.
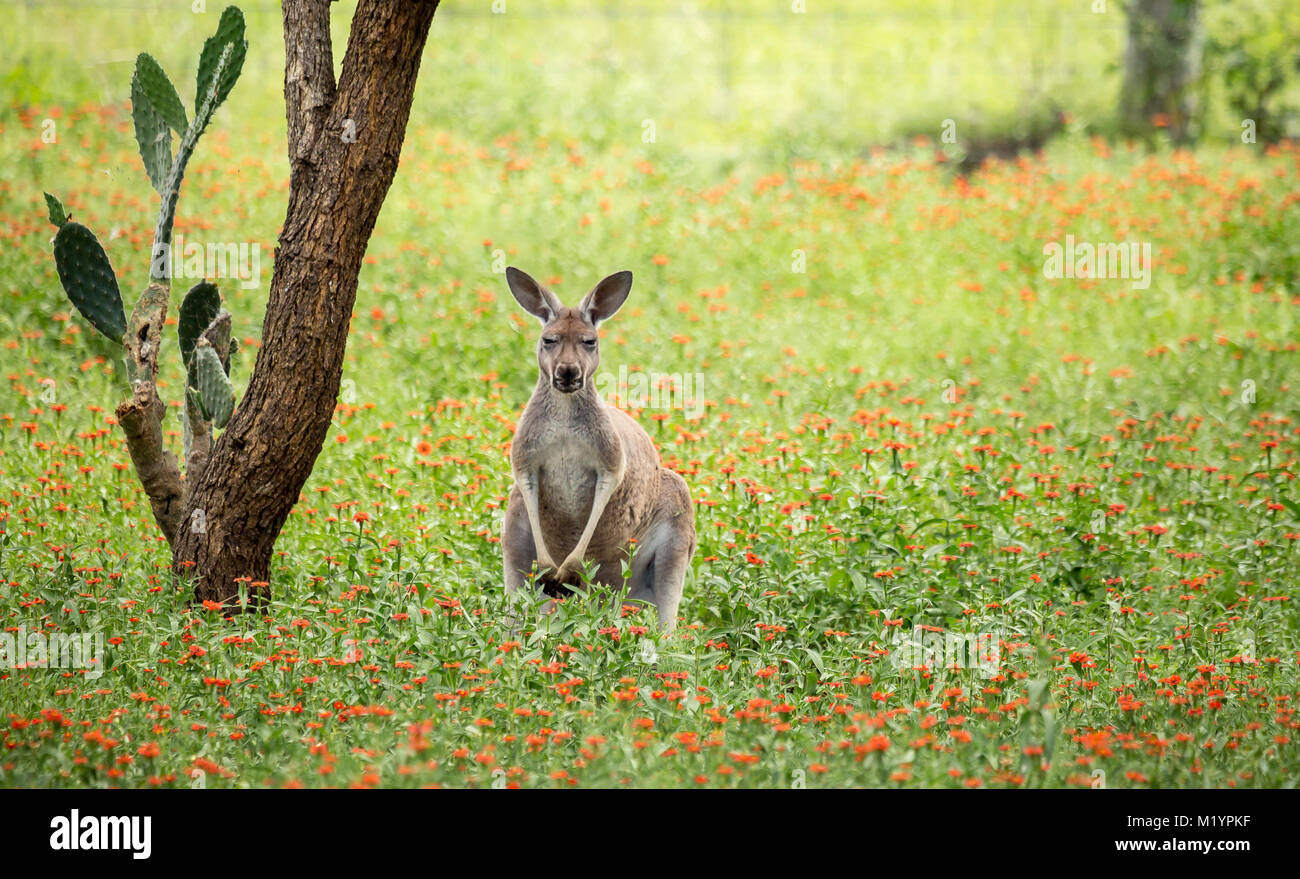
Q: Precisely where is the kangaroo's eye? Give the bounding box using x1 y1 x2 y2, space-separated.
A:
581 338 597 347
541 337 558 346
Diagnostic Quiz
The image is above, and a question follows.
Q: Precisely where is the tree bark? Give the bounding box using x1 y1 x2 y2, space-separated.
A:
174 0 440 604
1119 0 1201 144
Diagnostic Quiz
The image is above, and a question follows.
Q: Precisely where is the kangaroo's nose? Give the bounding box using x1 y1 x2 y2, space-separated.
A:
554 363 582 390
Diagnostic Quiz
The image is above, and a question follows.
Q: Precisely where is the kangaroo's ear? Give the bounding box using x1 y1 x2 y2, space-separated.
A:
578 271 633 327
506 267 563 325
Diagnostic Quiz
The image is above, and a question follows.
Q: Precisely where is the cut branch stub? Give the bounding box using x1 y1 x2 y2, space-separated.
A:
115 378 183 546
195 6 248 136
127 281 170 381
178 280 222 365
201 310 233 376
182 389 205 477
52 222 126 344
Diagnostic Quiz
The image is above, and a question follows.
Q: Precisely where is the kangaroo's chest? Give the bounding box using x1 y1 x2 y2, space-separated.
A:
515 399 630 557
537 434 596 519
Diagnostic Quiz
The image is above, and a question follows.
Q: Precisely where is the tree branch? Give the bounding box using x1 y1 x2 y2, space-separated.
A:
115 278 183 546
176 0 440 603
116 384 183 547
283 0 338 166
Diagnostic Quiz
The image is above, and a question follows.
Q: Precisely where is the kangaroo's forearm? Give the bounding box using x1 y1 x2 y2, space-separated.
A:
515 469 555 566
565 470 621 566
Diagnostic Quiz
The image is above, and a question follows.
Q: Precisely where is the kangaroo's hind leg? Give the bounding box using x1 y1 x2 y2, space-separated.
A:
627 471 696 632
502 486 536 597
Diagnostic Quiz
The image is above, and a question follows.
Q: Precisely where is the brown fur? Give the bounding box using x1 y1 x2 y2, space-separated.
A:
502 268 696 631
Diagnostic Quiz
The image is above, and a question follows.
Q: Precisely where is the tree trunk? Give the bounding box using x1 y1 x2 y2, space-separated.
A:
174 0 440 604
1119 0 1201 144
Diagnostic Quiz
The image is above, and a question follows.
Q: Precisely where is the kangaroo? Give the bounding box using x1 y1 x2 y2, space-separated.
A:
501 267 696 632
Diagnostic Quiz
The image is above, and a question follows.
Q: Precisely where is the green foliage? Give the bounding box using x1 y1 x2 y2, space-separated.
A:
1203 0 1300 142
9 130 1300 787
50 222 126 344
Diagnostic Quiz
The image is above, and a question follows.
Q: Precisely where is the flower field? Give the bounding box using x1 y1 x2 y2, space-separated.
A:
0 1 1297 789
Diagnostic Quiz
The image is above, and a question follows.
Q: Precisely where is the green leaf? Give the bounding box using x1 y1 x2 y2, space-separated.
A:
131 72 172 194
134 53 189 135
44 192 67 228
1237 467 1281 486
52 222 126 344
909 517 949 537
1043 709 1059 763
178 281 222 366
194 6 247 135
1027 677 1048 709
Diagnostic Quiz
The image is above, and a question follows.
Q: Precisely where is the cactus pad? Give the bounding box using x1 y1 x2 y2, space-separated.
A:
52 222 126 344
133 53 188 135
194 7 247 135
131 73 173 195
44 192 67 227
178 281 221 365
189 339 234 428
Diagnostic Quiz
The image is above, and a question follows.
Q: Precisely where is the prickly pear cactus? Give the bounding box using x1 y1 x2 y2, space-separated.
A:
48 199 127 344
134 53 189 136
195 7 247 137
43 192 67 227
132 57 180 195
43 6 247 490
146 6 247 276
179 281 222 365
179 282 233 461
190 339 235 429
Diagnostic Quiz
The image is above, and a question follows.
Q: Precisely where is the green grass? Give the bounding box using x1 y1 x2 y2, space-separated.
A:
0 1 1297 788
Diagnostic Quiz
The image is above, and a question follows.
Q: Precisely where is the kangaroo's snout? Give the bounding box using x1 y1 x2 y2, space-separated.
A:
553 362 583 393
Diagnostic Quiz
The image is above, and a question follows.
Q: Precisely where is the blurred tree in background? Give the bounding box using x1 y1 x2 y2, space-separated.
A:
1121 0 1300 145
1202 0 1300 143
1120 0 1202 143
